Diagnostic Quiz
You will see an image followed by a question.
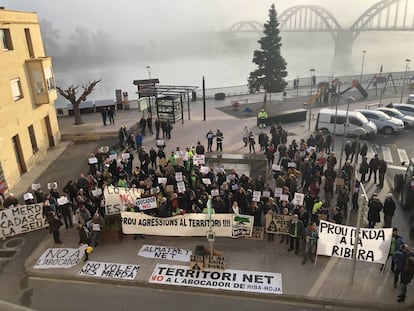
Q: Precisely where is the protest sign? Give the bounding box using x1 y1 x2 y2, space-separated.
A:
211 189 219 197
202 178 211 185
262 191 270 198
274 187 283 198
176 158 184 166
135 196 157 211
0 204 49 239
91 188 102 197
151 186 160 195
156 140 165 147
265 214 294 235
121 213 254 238
158 177 167 185
158 158 167 167
78 261 139 280
316 220 392 264
175 172 183 182
99 146 109 153
34 246 87 269
177 182 186 193
280 194 289 202
121 153 130 160
138 245 192 262
193 155 205 165
165 185 174 193
23 193 34 201
150 264 283 294
103 185 144 215
109 154 117 161
57 196 69 206
189 255 204 270
288 162 296 168
200 166 210 174
32 183 41 190
176 151 188 161
231 184 239 191
88 157 98 164
47 182 58 190
252 191 261 202
272 164 281 171
245 227 264 240
204 255 226 270
293 193 304 206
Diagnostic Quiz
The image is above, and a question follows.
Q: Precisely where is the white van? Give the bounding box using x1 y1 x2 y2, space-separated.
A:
315 108 377 139
406 94 414 104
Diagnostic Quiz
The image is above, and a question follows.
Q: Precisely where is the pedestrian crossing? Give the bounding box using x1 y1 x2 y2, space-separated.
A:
366 144 412 171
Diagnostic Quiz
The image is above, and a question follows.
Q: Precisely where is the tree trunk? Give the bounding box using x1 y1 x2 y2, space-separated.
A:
263 91 267 106
72 103 84 125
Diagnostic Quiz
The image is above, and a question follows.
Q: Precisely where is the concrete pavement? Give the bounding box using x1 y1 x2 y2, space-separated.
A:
8 91 414 310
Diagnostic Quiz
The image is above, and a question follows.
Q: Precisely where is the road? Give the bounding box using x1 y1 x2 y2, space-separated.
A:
27 278 356 311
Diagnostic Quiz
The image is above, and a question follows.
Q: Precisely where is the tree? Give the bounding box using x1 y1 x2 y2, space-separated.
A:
57 80 101 125
248 4 287 104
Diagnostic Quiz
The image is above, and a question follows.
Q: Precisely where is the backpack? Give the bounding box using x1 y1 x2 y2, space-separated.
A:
405 256 414 273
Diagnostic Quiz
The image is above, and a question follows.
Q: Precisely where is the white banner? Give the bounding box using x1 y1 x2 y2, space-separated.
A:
34 246 87 269
135 196 157 211
121 213 254 238
317 220 392 264
104 185 144 215
150 264 283 294
193 155 205 165
138 245 192 262
78 261 139 280
0 204 49 239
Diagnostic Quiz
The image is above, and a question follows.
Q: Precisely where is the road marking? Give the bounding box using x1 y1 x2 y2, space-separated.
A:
381 146 393 163
397 148 409 165
307 257 339 297
387 164 406 171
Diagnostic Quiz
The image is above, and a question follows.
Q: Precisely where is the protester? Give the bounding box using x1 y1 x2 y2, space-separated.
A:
288 214 304 254
46 211 63 244
302 222 318 265
206 130 214 152
367 193 383 228
383 193 396 228
393 244 414 302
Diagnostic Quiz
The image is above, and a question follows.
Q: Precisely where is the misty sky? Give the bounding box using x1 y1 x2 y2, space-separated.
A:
2 0 381 36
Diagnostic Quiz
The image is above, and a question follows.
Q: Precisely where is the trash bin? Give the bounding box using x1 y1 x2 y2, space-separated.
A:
194 245 205 256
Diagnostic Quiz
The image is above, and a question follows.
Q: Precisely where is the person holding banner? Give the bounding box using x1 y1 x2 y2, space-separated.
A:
46 211 63 244
302 222 319 265
381 227 403 273
288 214 304 254
367 193 383 228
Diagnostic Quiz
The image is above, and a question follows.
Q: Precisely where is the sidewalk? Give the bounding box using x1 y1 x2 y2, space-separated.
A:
14 93 414 310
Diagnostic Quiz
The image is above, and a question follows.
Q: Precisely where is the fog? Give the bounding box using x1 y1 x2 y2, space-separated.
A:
1 0 413 101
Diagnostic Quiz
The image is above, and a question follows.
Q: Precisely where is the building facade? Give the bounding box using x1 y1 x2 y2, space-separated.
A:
0 8 60 192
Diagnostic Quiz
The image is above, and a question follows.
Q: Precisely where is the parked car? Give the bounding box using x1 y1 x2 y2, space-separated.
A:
406 94 414 104
315 108 377 139
386 103 414 117
356 109 404 135
376 107 414 127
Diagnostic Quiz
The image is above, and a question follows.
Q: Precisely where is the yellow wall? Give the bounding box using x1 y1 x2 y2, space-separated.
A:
0 9 60 189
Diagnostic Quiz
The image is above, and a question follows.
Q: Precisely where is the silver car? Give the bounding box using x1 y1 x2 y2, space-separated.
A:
386 103 414 117
377 107 414 127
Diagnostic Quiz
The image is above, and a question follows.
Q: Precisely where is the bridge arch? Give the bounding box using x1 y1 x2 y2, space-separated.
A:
228 21 263 33
351 0 413 39
278 5 342 40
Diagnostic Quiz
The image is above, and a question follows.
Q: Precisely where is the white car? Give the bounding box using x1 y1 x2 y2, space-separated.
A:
407 94 414 104
386 103 414 117
376 107 414 127
356 109 404 135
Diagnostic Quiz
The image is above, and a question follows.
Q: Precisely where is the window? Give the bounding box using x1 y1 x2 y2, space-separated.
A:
28 125 38 154
10 78 23 100
349 116 362 126
44 67 55 91
330 115 345 124
1 29 13 51
24 28 34 58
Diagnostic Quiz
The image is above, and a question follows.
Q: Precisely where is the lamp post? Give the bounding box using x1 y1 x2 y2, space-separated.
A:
308 68 316 130
400 59 411 102
337 96 355 179
146 65 152 118
359 50 367 83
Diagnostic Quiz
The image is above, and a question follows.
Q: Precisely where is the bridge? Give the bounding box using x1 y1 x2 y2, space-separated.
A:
228 0 414 70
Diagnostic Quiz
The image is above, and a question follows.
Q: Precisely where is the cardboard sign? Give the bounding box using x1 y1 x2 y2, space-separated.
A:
109 154 117 161
200 166 210 174
245 227 264 240
202 178 211 185
158 158 167 167
0 204 49 239
274 187 283 198
23 193 34 201
288 162 296 168
122 153 130 160
204 255 226 270
150 264 283 294
193 154 205 165
175 172 183 182
177 182 186 194
189 255 204 271
103 185 144 215
252 191 261 202
135 196 157 211
293 192 304 206
280 194 289 202
57 196 70 205
34 246 87 269
165 185 174 193
32 183 41 190
92 188 103 197
158 178 167 185
317 220 392 264
265 214 294 235
47 182 58 190
99 146 110 153
88 157 98 164
272 164 281 171
262 191 270 198
176 158 184 166
138 245 192 262
78 261 139 280
156 140 165 147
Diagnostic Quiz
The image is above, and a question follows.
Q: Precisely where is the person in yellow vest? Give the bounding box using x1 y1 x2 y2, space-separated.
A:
257 108 268 128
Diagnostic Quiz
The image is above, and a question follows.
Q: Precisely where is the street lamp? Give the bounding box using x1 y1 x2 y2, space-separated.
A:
359 50 367 83
400 59 411 102
146 65 153 118
308 68 316 130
